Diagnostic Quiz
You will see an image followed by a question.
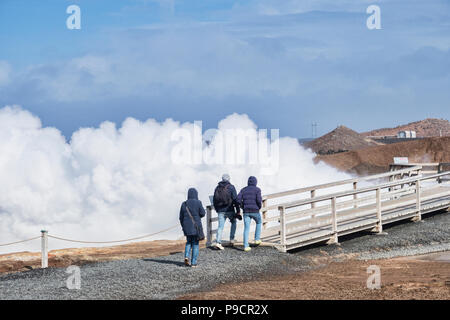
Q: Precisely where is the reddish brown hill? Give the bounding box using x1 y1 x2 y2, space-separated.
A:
305 125 375 155
363 118 450 138
315 137 450 175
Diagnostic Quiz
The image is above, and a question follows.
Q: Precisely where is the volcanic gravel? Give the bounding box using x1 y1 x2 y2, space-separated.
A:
0 210 449 300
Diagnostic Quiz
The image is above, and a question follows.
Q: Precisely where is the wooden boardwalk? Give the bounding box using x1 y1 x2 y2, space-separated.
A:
206 165 450 252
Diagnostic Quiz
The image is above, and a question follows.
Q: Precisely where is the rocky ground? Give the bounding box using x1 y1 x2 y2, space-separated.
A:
304 125 375 155
0 209 448 300
362 118 450 138
315 137 450 175
182 252 450 300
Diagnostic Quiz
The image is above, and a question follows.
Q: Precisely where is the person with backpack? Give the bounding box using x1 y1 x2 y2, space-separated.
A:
213 174 241 250
237 176 262 252
179 187 206 267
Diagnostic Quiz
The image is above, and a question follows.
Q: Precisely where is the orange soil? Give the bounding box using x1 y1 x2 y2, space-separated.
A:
181 254 450 300
0 239 201 274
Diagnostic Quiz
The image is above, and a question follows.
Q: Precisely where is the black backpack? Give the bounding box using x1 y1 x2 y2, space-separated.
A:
214 184 232 208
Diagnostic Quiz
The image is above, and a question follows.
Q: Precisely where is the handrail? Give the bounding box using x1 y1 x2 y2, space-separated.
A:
390 162 440 166
282 171 450 209
263 166 423 200
204 167 450 252
278 186 416 222
206 166 423 211
391 162 439 167
390 162 450 175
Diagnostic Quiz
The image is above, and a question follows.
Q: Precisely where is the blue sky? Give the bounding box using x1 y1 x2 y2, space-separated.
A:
0 0 449 138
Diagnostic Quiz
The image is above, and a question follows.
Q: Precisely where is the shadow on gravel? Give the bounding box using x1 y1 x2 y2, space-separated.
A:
288 240 333 254
142 258 185 267
206 245 244 252
227 245 245 251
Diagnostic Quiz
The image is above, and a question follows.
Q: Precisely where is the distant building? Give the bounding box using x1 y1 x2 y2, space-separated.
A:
397 130 416 138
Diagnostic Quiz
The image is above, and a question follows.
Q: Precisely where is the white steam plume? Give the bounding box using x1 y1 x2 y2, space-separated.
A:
0 106 350 253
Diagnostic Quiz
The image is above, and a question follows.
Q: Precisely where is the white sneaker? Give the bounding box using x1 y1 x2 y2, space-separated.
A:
215 243 225 250
229 239 236 246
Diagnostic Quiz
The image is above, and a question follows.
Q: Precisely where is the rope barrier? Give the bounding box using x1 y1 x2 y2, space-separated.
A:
47 224 180 244
0 236 41 247
0 224 180 247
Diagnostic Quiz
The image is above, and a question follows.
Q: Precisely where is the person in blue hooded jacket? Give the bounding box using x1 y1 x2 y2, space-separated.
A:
179 188 206 267
237 176 262 252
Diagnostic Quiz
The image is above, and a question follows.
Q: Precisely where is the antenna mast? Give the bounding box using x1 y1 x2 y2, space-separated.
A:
311 122 318 138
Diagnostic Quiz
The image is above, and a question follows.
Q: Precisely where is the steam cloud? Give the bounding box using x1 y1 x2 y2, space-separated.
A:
0 106 350 253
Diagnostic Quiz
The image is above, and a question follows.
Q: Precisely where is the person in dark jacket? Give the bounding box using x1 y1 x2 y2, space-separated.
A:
179 188 206 267
213 174 241 250
237 176 262 252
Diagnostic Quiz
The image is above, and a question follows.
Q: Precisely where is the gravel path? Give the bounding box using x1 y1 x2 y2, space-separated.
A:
0 210 449 300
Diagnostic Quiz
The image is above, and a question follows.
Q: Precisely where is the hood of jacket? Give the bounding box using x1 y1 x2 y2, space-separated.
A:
218 180 230 188
247 176 257 186
187 188 198 200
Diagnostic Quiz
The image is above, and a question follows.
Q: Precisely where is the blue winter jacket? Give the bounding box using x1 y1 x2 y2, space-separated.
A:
179 188 206 237
237 176 262 213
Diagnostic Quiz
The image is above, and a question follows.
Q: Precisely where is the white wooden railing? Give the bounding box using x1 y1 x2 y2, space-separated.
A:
205 165 426 247
275 171 450 251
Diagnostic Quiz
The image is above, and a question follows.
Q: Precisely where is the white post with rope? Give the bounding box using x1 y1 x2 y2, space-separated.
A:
41 230 48 269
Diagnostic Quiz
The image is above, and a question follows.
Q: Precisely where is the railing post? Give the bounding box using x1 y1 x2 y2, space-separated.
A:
310 190 316 209
262 199 267 230
414 180 422 222
328 197 338 244
388 172 394 193
41 230 48 269
375 188 383 233
206 206 212 247
310 190 316 218
279 206 286 251
353 182 358 208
